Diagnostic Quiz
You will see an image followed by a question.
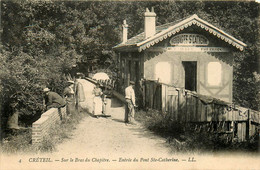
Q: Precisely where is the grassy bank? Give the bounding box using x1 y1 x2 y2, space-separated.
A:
135 109 259 154
0 111 87 154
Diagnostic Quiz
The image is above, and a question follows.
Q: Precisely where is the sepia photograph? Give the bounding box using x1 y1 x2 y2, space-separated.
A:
0 0 259 169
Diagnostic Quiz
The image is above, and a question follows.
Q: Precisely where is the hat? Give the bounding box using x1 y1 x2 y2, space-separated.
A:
43 88 50 92
129 81 135 85
67 80 74 84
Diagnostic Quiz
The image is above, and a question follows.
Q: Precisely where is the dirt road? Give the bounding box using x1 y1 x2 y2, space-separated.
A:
53 98 172 158
53 79 172 158
47 79 181 169
2 79 259 170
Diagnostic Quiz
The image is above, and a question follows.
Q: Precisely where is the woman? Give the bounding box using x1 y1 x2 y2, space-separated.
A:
92 83 103 116
74 79 85 113
63 80 75 116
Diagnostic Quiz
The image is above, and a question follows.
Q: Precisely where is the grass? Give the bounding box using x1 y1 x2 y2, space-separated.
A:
1 129 33 154
135 108 259 154
0 110 87 154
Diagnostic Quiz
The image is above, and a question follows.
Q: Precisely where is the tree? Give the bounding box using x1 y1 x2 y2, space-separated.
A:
0 1 82 130
0 1 259 133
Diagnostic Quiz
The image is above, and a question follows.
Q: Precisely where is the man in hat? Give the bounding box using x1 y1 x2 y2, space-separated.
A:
124 81 136 123
43 88 66 111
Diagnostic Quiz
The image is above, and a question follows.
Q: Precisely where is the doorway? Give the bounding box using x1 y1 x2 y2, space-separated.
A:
127 60 131 85
182 61 197 92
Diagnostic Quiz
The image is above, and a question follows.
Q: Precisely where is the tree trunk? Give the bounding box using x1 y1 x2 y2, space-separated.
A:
7 111 19 129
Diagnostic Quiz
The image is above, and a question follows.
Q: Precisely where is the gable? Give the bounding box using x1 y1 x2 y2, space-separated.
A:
113 14 247 52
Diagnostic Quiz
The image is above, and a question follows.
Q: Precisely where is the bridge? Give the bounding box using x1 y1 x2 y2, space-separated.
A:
32 77 259 144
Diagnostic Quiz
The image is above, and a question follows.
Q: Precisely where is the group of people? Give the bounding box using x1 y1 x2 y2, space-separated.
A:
43 79 85 120
92 80 137 124
43 78 137 124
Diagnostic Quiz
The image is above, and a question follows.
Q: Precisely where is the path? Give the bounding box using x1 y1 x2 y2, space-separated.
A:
53 79 172 158
1 79 259 170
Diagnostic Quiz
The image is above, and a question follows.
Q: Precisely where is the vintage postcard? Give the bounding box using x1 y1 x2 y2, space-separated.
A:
0 0 259 169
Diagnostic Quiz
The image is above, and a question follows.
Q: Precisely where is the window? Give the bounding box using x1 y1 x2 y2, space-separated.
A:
207 62 222 86
155 62 171 84
121 59 125 80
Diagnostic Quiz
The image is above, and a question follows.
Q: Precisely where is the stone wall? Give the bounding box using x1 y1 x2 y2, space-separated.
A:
32 107 66 144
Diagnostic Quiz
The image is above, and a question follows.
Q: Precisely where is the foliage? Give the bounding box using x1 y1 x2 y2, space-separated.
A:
0 1 259 132
135 109 184 137
0 129 32 153
135 109 259 153
0 1 82 129
0 111 87 154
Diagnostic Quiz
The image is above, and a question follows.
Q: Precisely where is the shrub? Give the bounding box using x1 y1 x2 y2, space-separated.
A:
0 111 87 154
135 109 259 153
135 109 184 136
0 129 32 153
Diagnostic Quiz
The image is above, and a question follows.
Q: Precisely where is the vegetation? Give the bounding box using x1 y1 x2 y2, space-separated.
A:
0 1 259 139
0 111 87 154
135 109 259 153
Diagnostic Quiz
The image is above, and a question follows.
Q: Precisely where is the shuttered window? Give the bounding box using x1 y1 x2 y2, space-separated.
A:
155 62 171 84
207 62 222 86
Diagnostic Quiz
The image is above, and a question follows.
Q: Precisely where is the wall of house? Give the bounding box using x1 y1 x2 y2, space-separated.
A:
197 52 233 102
118 52 143 94
143 50 233 102
116 25 238 102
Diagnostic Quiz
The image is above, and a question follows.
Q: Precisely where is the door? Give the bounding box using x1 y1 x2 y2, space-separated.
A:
182 61 197 92
127 60 131 86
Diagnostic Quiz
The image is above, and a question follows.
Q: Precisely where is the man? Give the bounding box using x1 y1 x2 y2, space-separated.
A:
43 88 66 110
125 81 136 123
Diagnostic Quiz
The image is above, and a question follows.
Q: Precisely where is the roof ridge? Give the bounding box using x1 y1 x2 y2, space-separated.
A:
113 14 246 51
156 14 197 30
114 14 197 48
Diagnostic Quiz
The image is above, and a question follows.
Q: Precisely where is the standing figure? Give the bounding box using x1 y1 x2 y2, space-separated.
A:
63 80 75 116
92 83 103 116
102 85 112 115
74 79 85 113
125 81 136 123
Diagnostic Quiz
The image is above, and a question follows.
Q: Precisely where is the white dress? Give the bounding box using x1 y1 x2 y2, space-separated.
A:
92 87 103 115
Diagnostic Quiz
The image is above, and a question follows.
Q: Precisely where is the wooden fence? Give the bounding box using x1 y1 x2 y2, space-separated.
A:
144 80 260 142
86 77 116 90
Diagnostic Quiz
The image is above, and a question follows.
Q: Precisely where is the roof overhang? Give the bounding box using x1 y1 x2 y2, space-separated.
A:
112 45 139 52
113 14 247 52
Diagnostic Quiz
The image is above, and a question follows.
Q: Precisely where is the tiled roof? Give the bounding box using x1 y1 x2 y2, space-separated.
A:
113 18 183 47
113 14 247 52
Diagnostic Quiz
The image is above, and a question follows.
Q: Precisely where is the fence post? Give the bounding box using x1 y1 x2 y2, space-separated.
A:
177 89 181 121
246 109 250 141
161 84 166 112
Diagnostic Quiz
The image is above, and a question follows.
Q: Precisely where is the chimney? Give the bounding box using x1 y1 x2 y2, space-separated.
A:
144 7 156 39
122 20 128 44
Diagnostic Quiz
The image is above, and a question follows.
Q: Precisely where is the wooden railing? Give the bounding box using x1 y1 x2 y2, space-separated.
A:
144 80 260 142
86 77 116 89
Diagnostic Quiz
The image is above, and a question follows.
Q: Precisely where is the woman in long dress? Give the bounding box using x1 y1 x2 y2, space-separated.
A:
74 79 85 113
63 81 75 116
92 83 103 116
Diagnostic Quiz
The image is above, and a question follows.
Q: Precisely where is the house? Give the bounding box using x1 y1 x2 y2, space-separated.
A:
113 8 247 103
